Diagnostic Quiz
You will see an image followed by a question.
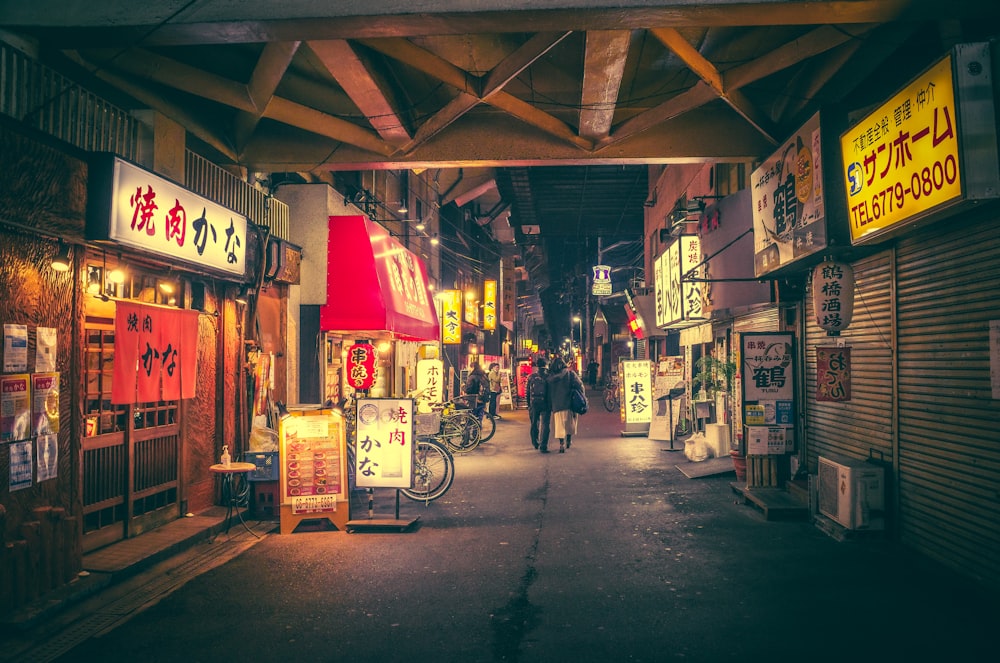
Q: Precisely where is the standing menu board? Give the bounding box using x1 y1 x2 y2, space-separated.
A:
279 407 346 516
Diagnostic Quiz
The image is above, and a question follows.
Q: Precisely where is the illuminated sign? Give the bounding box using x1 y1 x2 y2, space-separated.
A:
592 264 612 296
840 44 999 244
621 360 652 425
751 112 827 276
654 235 705 328
483 279 497 331
463 289 479 326
841 56 961 243
346 342 377 390
88 154 247 277
416 358 444 408
439 290 462 344
355 398 415 489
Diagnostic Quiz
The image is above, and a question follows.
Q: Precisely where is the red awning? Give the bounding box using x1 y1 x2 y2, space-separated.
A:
320 216 440 341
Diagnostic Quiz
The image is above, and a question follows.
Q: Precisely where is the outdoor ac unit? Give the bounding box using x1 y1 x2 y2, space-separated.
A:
817 455 885 530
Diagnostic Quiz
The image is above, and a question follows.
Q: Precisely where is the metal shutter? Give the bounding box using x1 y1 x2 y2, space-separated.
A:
895 213 1000 587
804 252 894 470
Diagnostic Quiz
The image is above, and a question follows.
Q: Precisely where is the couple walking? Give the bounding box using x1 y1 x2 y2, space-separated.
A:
526 356 583 453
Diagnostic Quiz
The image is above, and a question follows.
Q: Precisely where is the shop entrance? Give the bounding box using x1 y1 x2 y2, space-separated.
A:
82 318 181 552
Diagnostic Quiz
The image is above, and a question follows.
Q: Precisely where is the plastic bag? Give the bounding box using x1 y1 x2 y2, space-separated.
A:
684 432 710 462
249 426 279 452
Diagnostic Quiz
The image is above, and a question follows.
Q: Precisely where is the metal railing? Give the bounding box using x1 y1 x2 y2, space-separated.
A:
0 40 289 238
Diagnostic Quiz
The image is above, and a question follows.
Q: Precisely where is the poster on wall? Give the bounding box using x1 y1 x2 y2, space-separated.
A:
32 373 60 435
36 434 58 482
355 398 415 489
816 346 851 402
35 327 57 372
4 324 28 373
1 374 31 442
9 440 32 491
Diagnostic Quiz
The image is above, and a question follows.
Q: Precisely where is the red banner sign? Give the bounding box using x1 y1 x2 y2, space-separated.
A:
112 302 199 404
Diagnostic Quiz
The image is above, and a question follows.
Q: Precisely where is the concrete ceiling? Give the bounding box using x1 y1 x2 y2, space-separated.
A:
2 0 994 339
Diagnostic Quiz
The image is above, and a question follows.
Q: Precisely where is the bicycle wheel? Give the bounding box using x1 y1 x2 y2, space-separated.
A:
400 439 454 502
478 412 496 442
440 412 481 453
603 388 618 411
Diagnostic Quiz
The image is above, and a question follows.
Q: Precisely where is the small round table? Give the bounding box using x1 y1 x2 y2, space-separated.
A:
210 462 260 537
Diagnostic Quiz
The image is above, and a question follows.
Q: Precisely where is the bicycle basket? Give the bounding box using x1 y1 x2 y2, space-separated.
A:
415 413 441 436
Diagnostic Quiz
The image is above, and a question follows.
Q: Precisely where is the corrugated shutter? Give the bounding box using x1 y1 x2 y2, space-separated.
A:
733 307 779 334
895 213 1000 587
804 252 894 470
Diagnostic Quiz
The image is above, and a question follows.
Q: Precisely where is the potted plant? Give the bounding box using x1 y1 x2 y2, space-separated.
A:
690 355 744 478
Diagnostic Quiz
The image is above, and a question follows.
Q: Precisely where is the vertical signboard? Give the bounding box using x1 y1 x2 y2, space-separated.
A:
741 332 795 451
355 398 415 489
751 112 827 277
654 236 706 328
279 408 346 514
621 360 653 434
440 289 462 344
816 346 851 402
483 279 497 331
416 358 444 409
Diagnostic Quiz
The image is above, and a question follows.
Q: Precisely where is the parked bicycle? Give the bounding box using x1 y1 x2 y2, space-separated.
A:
603 376 620 412
452 394 496 443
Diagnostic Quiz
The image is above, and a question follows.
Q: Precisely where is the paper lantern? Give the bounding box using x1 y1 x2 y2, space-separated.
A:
812 261 855 334
346 342 377 390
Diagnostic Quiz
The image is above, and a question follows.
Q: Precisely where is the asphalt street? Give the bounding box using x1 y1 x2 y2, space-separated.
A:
18 398 997 662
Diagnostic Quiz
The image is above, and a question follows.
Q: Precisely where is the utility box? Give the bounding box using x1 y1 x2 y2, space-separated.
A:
817 455 885 530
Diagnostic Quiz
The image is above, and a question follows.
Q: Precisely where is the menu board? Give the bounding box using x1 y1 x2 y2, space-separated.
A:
279 409 346 515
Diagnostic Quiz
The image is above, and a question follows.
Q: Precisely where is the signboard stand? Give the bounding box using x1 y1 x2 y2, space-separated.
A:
620 359 653 437
345 397 419 534
346 490 418 533
278 406 350 534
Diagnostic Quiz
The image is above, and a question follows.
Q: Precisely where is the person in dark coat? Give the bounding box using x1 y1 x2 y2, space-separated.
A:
546 356 581 453
526 358 551 452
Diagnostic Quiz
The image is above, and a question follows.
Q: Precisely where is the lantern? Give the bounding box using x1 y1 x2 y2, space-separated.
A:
346 341 377 390
812 261 855 335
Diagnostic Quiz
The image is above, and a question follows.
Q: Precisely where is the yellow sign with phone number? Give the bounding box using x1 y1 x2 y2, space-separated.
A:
840 55 962 244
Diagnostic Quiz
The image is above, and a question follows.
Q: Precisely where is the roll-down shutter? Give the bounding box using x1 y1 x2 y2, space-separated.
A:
895 213 1000 586
805 252 894 470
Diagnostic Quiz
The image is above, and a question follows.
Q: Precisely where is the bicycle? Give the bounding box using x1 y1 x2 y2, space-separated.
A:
432 398 483 453
603 376 620 412
453 394 496 443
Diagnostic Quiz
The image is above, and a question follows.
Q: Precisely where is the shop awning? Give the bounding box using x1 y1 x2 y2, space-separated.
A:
319 216 439 342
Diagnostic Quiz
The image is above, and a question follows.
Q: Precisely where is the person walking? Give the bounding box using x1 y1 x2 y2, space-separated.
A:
587 359 599 388
487 362 502 419
464 362 490 421
526 358 551 452
547 356 582 453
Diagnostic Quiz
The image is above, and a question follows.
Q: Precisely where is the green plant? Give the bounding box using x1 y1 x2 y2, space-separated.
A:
691 355 736 400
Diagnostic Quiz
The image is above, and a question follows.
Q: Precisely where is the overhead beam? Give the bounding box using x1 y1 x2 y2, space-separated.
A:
308 39 412 146
12 2 973 46
579 30 631 141
235 40 301 153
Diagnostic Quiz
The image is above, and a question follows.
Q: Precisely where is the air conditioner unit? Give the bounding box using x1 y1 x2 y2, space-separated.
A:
817 455 885 530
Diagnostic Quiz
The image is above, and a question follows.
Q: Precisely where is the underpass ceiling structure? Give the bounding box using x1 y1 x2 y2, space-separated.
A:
2 1 996 341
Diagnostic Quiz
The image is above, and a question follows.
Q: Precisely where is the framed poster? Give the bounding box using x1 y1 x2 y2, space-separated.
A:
740 332 795 427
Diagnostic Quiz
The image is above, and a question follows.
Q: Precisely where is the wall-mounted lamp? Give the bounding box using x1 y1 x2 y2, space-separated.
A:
51 242 71 272
415 219 426 232
235 285 251 305
430 233 439 246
